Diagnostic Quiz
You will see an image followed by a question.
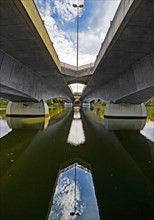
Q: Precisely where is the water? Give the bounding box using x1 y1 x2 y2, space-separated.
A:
0 106 154 220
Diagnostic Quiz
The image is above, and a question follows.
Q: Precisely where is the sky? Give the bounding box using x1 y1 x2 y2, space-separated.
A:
34 0 121 66
34 0 120 93
48 163 100 219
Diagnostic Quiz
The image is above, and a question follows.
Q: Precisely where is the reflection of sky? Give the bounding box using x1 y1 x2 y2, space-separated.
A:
69 84 85 94
0 116 12 138
67 120 85 146
48 163 100 220
67 111 85 146
141 121 154 142
73 111 81 119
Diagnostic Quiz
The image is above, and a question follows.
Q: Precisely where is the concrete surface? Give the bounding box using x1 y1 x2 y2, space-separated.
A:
104 103 147 118
6 100 49 116
61 62 94 85
0 0 73 102
81 0 154 103
0 0 154 104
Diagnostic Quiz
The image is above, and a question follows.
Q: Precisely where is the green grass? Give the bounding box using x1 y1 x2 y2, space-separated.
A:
0 98 9 106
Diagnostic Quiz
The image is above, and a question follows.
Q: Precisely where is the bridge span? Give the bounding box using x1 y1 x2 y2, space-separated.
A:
81 0 154 104
0 0 73 103
0 0 154 116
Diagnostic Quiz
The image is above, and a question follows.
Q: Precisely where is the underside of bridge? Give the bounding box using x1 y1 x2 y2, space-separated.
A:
81 0 154 104
60 62 94 85
0 0 154 117
0 0 74 103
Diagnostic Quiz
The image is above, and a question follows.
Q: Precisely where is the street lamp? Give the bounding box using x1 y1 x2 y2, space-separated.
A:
72 3 84 72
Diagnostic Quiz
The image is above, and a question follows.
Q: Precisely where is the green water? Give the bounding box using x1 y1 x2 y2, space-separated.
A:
0 106 154 220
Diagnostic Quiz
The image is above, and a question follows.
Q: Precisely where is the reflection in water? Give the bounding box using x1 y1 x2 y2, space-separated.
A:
1 106 154 220
6 116 50 130
141 121 154 142
0 116 12 138
83 107 154 219
47 162 100 220
67 107 85 146
146 106 154 122
94 105 154 134
0 106 64 134
73 112 80 119
104 118 146 131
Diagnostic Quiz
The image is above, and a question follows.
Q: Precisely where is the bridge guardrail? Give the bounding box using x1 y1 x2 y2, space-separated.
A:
61 62 95 77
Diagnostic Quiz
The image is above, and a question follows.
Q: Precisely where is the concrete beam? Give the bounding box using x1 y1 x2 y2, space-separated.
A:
82 53 154 103
0 50 73 102
61 62 94 77
81 0 154 103
18 0 61 71
94 0 142 73
0 0 73 101
62 74 91 85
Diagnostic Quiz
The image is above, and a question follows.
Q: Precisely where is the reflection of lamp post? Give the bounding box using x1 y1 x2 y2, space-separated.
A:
72 3 84 72
70 163 81 216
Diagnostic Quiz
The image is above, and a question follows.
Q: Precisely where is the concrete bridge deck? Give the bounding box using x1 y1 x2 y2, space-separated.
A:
0 0 73 102
81 0 154 103
61 62 94 85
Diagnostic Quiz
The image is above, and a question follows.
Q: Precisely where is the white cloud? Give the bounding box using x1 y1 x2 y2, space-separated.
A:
87 0 120 32
79 28 105 55
48 174 85 220
34 0 121 66
53 0 84 23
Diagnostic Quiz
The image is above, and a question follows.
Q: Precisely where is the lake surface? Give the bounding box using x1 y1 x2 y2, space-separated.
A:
0 106 154 220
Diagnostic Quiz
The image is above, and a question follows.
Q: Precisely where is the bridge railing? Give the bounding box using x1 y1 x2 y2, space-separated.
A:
61 62 95 77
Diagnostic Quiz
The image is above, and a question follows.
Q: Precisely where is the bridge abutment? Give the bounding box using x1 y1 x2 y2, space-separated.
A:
104 103 147 119
6 101 49 117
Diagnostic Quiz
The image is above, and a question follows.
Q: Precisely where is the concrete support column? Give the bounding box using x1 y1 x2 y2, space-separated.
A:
104 103 147 118
6 101 49 117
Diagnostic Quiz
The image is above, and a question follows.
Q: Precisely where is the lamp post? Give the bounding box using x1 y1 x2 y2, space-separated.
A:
72 3 84 72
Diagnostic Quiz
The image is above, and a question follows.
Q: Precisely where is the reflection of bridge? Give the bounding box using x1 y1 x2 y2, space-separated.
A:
0 0 154 116
1 108 154 219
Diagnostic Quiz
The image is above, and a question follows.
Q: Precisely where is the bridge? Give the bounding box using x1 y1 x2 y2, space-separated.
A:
61 62 94 85
1 109 153 219
0 0 154 116
0 0 74 103
81 0 154 104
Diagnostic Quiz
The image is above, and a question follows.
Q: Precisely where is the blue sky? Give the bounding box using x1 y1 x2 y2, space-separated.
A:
34 0 120 66
48 163 100 219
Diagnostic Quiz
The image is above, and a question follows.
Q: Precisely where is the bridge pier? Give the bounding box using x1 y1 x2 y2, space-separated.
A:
6 101 49 117
104 103 147 119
